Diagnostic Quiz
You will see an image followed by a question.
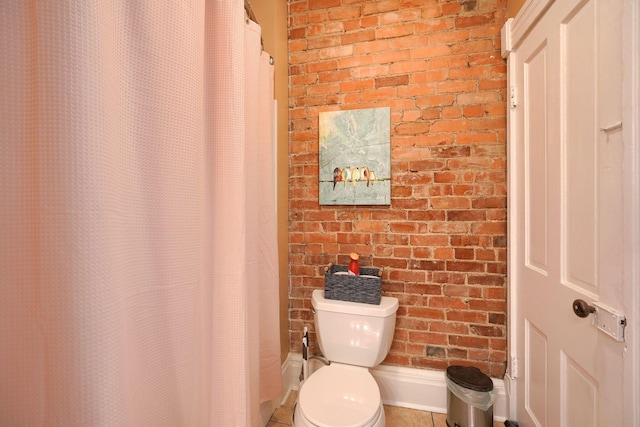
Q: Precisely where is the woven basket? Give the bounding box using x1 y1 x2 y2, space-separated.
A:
323 263 382 305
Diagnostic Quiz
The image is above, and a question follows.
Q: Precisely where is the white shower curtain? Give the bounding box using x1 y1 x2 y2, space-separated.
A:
0 1 281 426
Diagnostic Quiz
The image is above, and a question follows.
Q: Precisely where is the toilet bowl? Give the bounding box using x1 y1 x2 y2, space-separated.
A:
294 289 399 427
293 364 384 427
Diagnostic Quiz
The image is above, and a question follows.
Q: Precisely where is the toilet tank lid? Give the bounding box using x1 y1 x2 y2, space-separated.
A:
312 289 398 317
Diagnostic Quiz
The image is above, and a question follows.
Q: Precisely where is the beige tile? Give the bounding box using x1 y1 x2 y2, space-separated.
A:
384 405 434 427
269 390 297 425
269 396 504 427
432 411 449 427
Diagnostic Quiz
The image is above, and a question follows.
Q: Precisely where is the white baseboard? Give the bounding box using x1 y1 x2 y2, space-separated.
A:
282 352 304 396
280 353 508 422
372 364 507 421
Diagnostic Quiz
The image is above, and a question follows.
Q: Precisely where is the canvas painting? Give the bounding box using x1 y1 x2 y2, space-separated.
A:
319 107 391 205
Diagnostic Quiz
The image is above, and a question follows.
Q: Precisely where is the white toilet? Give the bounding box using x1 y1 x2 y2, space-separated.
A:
294 289 399 427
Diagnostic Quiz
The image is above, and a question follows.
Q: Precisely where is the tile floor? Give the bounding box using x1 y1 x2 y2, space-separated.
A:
267 391 504 427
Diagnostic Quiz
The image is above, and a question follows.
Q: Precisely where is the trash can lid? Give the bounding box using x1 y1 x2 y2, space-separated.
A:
446 365 494 392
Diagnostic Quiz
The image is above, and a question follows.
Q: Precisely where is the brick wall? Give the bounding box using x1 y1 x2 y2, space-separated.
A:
288 0 508 377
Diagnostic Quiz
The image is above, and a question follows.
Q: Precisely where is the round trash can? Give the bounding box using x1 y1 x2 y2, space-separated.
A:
446 365 494 427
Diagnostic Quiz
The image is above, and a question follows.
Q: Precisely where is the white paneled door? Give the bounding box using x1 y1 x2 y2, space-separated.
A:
507 0 638 425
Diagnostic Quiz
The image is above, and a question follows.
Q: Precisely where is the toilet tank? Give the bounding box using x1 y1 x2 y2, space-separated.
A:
311 289 399 368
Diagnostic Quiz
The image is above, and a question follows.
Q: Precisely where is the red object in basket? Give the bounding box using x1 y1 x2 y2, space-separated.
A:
348 253 360 276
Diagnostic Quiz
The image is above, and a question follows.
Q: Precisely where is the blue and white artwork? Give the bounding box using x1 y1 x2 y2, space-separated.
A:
319 107 391 205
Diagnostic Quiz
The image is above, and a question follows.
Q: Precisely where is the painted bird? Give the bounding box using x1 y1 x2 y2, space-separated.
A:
351 167 360 186
360 166 370 187
342 167 351 188
333 167 342 189
368 170 376 185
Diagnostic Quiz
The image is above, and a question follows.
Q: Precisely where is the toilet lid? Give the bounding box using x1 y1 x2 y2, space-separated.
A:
299 364 381 427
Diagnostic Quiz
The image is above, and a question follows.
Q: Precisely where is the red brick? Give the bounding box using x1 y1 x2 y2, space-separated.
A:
447 310 487 323
454 248 475 259
341 30 375 45
468 299 506 312
395 122 430 135
471 221 506 234
289 27 306 39
362 87 397 101
479 79 507 90
352 64 390 79
449 335 489 349
376 24 415 39
455 13 495 28
319 45 353 59
431 114 471 132
329 6 361 20
306 60 338 73
389 269 426 282
456 132 497 144
319 69 352 83
363 0 400 16
450 40 495 55
378 50 416 67
443 285 482 298
442 2 461 15
389 35 430 50
447 210 486 221
446 260 485 272
340 79 374 92
308 0 341 10
437 80 477 93
361 16 380 28
411 44 451 59
433 247 454 259
390 60 429 74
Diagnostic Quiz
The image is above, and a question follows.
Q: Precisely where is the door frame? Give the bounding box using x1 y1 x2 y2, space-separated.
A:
501 0 640 424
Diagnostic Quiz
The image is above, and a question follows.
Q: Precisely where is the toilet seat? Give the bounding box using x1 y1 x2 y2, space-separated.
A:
298 364 382 427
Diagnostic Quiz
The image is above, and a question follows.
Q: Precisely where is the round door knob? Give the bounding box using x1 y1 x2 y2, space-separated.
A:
572 299 596 318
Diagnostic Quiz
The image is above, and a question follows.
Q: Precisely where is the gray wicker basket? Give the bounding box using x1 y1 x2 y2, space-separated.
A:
323 263 382 305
